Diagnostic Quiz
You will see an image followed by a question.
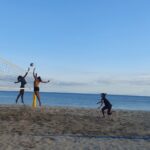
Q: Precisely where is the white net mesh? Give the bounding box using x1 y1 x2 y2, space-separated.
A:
0 57 33 91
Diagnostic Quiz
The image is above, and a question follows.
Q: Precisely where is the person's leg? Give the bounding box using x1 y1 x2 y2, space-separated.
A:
102 106 107 117
16 91 21 103
107 105 112 115
35 91 41 106
20 90 24 104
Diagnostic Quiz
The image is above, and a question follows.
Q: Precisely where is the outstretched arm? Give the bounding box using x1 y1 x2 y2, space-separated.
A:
100 99 104 108
41 80 50 83
33 68 37 79
97 99 103 108
14 81 20 84
23 68 30 78
97 100 101 104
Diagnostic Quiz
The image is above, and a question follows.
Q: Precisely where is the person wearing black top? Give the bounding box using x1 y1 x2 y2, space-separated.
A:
14 68 30 104
97 93 112 117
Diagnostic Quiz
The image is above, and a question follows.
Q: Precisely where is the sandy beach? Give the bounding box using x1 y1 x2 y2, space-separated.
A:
0 105 150 150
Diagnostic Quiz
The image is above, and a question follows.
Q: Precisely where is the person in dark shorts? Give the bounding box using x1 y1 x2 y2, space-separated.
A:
33 68 50 106
14 68 30 104
97 93 112 117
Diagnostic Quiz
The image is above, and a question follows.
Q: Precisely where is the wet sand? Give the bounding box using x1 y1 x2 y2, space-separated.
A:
0 105 150 150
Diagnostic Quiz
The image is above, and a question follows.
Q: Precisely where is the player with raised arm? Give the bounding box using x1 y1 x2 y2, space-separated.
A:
14 68 30 104
33 68 50 106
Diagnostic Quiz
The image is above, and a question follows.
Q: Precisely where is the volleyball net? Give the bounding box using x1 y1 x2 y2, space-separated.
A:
0 56 33 91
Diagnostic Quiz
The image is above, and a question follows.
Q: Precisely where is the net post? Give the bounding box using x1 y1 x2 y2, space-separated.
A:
32 93 36 108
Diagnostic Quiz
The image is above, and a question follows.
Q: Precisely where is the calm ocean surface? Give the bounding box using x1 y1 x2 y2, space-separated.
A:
0 91 150 111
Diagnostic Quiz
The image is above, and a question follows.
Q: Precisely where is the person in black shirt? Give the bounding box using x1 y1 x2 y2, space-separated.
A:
14 68 30 104
97 93 112 117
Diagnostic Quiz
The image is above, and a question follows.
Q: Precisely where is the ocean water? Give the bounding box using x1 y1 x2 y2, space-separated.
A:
0 91 150 111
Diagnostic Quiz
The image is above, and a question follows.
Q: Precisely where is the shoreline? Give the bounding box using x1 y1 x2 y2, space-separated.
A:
0 104 150 112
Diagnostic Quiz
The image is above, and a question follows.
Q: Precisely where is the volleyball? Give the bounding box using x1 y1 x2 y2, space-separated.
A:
30 63 34 67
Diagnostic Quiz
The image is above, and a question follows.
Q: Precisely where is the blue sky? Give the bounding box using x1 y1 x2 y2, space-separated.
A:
0 0 150 95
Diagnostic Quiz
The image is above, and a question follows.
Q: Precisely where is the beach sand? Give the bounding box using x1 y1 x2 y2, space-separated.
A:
0 105 149 150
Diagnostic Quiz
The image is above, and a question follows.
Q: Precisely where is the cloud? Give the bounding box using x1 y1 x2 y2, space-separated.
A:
1 73 150 87
52 80 88 87
1 73 150 95
94 74 150 86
